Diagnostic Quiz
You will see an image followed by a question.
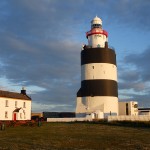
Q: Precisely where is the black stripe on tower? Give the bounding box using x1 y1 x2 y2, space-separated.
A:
77 79 118 97
81 47 116 65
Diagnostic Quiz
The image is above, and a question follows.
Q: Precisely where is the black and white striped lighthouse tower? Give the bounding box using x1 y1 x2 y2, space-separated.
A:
76 16 118 118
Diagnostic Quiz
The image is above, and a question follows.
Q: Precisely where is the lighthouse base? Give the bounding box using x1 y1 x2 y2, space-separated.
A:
76 96 118 118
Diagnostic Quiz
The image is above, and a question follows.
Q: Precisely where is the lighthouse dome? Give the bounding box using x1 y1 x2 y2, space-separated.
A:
91 16 102 29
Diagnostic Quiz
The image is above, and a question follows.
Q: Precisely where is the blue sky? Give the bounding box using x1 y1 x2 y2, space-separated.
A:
0 0 150 112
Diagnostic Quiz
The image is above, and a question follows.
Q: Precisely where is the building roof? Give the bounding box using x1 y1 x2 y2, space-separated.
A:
93 16 101 21
0 90 31 100
14 108 21 112
91 16 102 25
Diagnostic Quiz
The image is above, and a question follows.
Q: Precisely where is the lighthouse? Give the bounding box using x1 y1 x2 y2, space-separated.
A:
76 16 118 118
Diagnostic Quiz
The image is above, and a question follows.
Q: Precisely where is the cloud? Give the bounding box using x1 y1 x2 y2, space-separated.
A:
103 0 150 29
125 47 150 81
0 31 81 111
119 47 150 107
0 0 150 111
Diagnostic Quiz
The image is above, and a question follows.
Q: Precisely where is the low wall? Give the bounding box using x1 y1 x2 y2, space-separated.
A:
108 115 150 122
47 117 92 122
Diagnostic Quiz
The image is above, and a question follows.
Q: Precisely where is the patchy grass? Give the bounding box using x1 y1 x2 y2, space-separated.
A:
0 122 150 149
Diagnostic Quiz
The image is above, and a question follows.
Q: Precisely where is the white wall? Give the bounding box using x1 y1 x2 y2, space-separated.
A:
118 102 126 115
47 117 93 122
76 96 118 116
108 115 150 122
0 97 31 120
88 34 107 48
76 97 86 114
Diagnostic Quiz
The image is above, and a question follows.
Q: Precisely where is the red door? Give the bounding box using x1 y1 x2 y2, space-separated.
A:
13 113 16 121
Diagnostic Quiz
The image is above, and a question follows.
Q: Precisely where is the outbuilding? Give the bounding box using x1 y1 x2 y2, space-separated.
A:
118 101 138 116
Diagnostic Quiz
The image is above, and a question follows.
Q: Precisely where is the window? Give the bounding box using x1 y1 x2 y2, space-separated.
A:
24 112 26 119
92 24 102 28
92 66 94 69
97 44 100 47
20 113 22 119
5 100 9 107
23 102 26 108
126 103 129 115
134 104 138 108
15 101 17 108
5 111 8 118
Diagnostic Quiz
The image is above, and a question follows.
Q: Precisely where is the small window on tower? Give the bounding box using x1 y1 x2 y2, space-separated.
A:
92 66 94 69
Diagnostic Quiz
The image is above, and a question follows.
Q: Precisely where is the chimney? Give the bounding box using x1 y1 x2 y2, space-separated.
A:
21 87 26 95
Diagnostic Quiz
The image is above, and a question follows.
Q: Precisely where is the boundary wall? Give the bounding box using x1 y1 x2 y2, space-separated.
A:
108 115 150 122
47 117 92 122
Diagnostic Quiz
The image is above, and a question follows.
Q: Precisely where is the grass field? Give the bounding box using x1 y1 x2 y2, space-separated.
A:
0 122 150 150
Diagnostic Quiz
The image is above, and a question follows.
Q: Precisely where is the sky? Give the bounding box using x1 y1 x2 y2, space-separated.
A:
0 0 150 112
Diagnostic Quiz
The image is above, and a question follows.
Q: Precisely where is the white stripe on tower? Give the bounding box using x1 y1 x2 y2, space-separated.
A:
81 63 117 81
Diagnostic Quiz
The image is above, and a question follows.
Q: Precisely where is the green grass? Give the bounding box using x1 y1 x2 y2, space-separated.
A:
0 122 150 150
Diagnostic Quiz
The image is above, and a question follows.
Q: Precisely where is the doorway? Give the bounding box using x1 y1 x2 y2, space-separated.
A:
13 113 16 121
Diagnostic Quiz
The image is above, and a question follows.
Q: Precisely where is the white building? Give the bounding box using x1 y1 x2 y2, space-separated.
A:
119 101 138 116
0 88 31 120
